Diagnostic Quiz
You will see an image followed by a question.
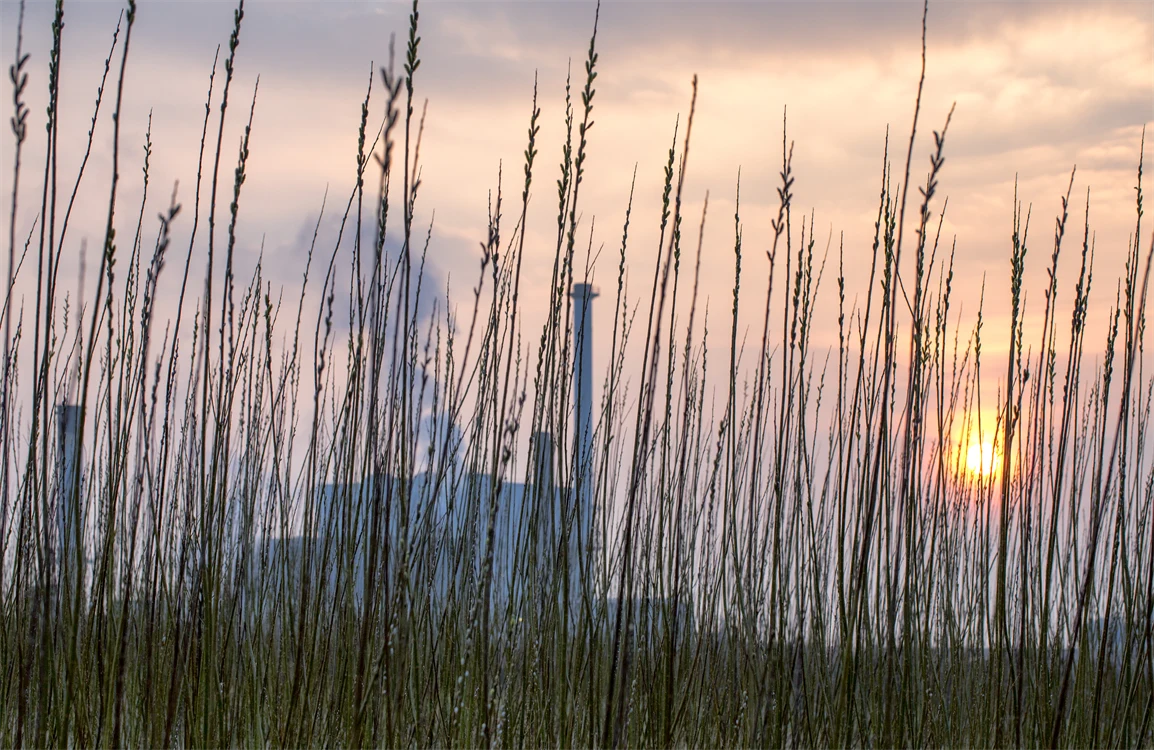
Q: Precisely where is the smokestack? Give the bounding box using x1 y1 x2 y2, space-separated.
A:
570 283 598 571
56 404 83 591
530 430 555 557
531 431 554 497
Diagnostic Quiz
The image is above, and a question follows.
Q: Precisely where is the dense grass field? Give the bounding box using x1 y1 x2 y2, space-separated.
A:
2 1 1152 747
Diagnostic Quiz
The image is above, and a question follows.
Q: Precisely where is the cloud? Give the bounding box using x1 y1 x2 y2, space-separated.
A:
1 0 1149 389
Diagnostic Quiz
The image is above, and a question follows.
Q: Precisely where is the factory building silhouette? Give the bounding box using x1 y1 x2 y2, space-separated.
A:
258 282 612 620
41 281 693 638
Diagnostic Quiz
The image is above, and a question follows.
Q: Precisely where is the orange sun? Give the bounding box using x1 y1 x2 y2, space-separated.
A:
965 440 1000 478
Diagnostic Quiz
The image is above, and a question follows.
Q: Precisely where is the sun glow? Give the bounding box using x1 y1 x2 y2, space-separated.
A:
965 440 1000 478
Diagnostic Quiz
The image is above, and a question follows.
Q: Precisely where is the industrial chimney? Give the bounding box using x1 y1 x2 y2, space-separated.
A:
56 404 83 593
531 430 554 491
529 431 556 573
570 283 598 582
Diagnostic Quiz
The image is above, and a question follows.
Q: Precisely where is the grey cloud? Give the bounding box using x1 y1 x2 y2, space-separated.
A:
417 1 1134 71
9 1 1147 81
3 0 1148 368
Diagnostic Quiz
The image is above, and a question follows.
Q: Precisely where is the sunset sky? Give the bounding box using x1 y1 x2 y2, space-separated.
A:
2 0 1152 426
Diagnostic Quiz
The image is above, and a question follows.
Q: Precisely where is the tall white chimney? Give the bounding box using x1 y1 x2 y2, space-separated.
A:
570 283 598 584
